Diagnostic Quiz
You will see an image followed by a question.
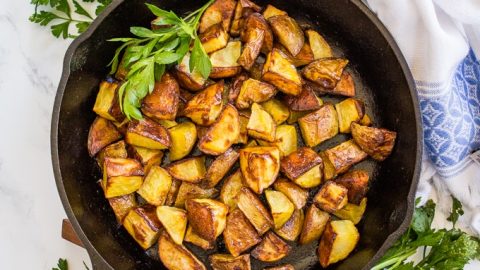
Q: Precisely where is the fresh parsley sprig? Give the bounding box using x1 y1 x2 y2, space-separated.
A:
52 258 68 270
109 1 214 120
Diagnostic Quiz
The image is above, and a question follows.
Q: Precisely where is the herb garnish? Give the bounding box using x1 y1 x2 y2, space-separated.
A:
52 258 68 270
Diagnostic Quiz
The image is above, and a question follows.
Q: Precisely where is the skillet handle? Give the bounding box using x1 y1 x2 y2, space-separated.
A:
86 248 112 270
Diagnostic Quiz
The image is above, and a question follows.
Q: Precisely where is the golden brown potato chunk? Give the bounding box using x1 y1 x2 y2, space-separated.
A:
165 179 182 206
220 170 244 209
251 232 291 262
321 140 368 180
264 265 295 270
247 103 277 142
268 15 305 56
239 146 280 194
335 170 370 205
306 29 333 60
262 48 303 96
280 147 323 180
128 145 164 174
260 99 290 125
298 103 339 147
93 80 124 122
210 254 251 270
333 197 367 225
210 41 243 79
102 157 144 198
236 187 274 235
229 73 248 104
262 5 287 20
96 140 128 168
198 104 240 155
168 121 197 161
174 182 218 208
141 73 179 121
158 231 207 270
167 156 207 183
223 208 262 257
200 23 229 54
351 122 397 161
230 0 261 36
313 181 348 213
276 42 315 67
236 78 277 109
275 209 304 241
185 198 229 242
283 84 322 111
302 58 348 89
88 117 122 156
156 206 187 245
265 190 295 229
360 113 373 126
298 204 330 245
241 13 274 54
184 81 224 126
318 220 359 268
204 148 240 188
273 178 309 209
199 0 236 34
184 225 215 250
238 27 264 70
259 124 297 157
137 166 172 206
108 193 137 223
123 205 162 249
335 98 365 133
173 52 207 91
328 71 356 97
292 164 322 189
287 109 310 124
236 114 250 144
126 117 171 150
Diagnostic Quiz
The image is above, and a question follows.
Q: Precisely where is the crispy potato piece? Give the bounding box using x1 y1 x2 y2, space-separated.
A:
249 61 264 80
287 109 310 124
167 156 207 183
335 170 370 205
261 99 290 125
259 124 297 157
273 178 309 209
321 140 368 180
238 27 265 70
200 23 229 54
292 164 322 188
280 147 322 180
96 140 127 168
158 119 178 129
302 58 348 89
210 41 242 79
220 170 244 209
351 122 397 161
236 114 250 144
236 78 276 109
123 205 162 249
262 48 303 96
88 117 122 156
128 146 163 174
239 146 280 194
268 15 304 56
333 197 367 225
335 98 365 133
165 179 182 206
199 0 236 34
141 73 179 121
360 114 372 126
264 265 295 270
306 30 333 60
251 232 291 262
247 103 277 142
322 71 356 97
103 157 144 198
173 52 207 91
199 104 241 155
265 190 295 229
108 193 137 223
184 225 215 250
223 208 262 257
298 204 330 245
174 182 218 208
156 206 187 245
204 148 240 188
230 0 261 36
275 209 304 241
236 187 274 234
186 198 229 242
229 73 248 104
275 42 315 67
318 220 359 267
284 84 322 111
126 118 171 150
158 231 207 270
313 181 348 213
263 5 287 20
298 103 338 147
93 80 124 122
137 166 172 206
241 13 274 54
112 118 129 136
168 122 197 161
184 81 224 126
245 139 258 147
210 254 251 270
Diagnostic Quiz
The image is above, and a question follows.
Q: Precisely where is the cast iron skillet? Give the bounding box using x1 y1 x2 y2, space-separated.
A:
51 0 422 269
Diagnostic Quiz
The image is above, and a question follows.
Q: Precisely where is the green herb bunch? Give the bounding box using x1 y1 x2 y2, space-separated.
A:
109 0 214 120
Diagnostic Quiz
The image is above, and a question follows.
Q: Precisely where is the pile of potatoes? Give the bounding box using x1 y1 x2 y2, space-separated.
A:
87 0 397 269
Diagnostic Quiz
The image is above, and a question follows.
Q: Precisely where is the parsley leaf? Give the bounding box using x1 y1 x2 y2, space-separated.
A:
52 258 68 270
447 195 464 228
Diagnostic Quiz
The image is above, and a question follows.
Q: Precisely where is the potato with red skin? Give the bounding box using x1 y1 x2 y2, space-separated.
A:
351 122 397 161
141 72 179 121
88 117 122 157
223 208 262 257
251 232 291 262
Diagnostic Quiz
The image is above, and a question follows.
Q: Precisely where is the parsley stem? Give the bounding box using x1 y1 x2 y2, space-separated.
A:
371 248 417 270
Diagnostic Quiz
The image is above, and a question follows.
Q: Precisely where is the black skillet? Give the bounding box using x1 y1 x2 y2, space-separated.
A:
51 0 422 269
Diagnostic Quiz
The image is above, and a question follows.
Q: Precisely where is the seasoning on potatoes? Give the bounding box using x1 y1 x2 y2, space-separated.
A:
262 48 303 96
351 122 397 161
275 209 304 241
298 103 339 147
239 146 280 194
313 181 349 213
88 117 122 157
174 182 218 208
265 190 295 229
223 208 262 257
220 170 245 209
335 98 365 133
158 231 207 270
209 254 251 270
302 58 348 89
334 169 370 205
156 206 188 245
141 72 179 121
123 205 162 250
298 204 330 245
251 232 291 262
210 41 243 79
137 166 172 206
247 103 277 142
102 157 144 198
185 198 229 242
184 225 215 250
273 178 309 209
236 78 277 109
183 81 224 126
204 148 240 188
168 121 197 161
320 140 368 180
167 156 207 183
236 187 274 235
126 117 171 150
318 220 360 268
93 80 124 122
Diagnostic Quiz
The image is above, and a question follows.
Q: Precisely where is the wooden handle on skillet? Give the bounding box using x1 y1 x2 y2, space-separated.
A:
62 219 84 248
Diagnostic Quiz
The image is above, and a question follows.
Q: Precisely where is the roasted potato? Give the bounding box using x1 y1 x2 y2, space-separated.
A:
156 206 188 245
126 118 171 150
199 0 236 34
321 140 368 180
268 15 304 56
236 114 250 144
298 204 330 245
306 29 333 60
167 156 207 183
259 124 297 157
184 81 225 126
210 254 251 270
265 190 295 229
236 78 276 109
123 205 162 249
186 198 229 242
141 72 179 121
262 4 287 20
333 197 367 225
251 232 291 262
241 13 274 54
220 170 244 209
137 166 172 206
239 146 280 194
249 61 265 80
88 117 122 156
230 0 261 36
174 182 218 208
262 48 303 96
229 73 248 103
158 231 207 270
360 113 372 126
223 208 262 257
210 41 243 79
200 23 229 54
107 193 137 223
198 104 240 155
173 52 207 91
238 27 265 70
158 119 178 129
313 181 348 213
247 103 277 142
128 146 163 174
335 170 370 205
273 178 309 209
264 265 295 270
280 147 322 180
335 98 365 133
351 122 397 161
298 103 338 147
236 187 274 234
321 71 356 97
96 140 128 168
283 84 322 111
318 220 359 268
293 164 322 189
302 58 349 89
275 209 304 241
204 148 240 188
260 99 290 125
184 225 215 250
168 121 197 161
102 157 144 198
93 80 124 122
245 139 258 147
275 42 315 67
165 178 182 206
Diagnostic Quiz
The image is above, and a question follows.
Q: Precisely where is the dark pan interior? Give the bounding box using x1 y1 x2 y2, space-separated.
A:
51 0 421 269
